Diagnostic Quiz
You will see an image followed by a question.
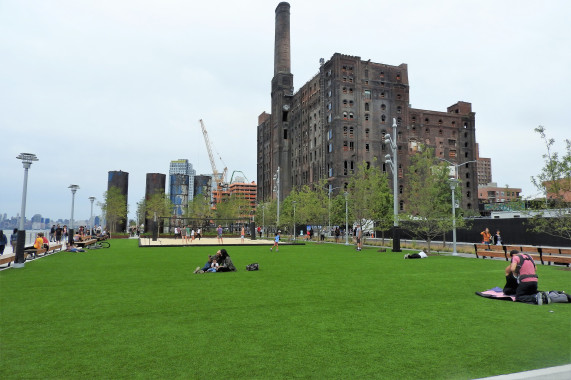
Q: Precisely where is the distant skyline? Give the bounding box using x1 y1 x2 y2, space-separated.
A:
1 0 569 222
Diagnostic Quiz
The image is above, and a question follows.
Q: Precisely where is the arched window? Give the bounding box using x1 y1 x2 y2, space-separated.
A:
365 103 370 111
381 114 386 122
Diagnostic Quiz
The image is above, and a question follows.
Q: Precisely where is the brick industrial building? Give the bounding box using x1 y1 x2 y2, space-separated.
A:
257 2 479 211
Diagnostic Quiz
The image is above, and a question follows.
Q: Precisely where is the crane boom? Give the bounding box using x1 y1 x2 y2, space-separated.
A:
199 119 228 189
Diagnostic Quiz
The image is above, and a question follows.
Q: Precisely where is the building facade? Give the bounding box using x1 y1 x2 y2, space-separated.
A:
169 159 196 215
257 2 479 211
478 183 521 203
476 143 492 186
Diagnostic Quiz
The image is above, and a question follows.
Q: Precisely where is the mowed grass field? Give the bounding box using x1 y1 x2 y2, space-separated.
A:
1 239 569 379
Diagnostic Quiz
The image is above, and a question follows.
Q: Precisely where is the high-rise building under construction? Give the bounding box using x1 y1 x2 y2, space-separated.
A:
257 2 478 211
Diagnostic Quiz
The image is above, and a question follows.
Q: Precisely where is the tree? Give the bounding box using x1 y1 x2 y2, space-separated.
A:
99 186 128 233
143 193 174 220
215 194 251 222
402 148 464 253
188 193 213 223
528 126 571 240
347 160 393 242
282 180 329 238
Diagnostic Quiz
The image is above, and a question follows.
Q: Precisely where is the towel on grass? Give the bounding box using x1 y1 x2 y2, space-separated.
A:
475 286 516 301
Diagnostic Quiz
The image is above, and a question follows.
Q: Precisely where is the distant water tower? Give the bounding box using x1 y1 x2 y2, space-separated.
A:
145 173 166 232
107 170 129 233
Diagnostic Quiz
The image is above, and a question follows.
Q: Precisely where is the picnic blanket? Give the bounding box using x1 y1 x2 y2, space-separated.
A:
475 287 516 301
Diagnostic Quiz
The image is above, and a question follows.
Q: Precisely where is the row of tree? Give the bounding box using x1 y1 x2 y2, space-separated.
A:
98 127 569 244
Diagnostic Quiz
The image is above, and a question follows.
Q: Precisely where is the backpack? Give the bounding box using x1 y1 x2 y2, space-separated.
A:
246 263 259 271
547 291 570 303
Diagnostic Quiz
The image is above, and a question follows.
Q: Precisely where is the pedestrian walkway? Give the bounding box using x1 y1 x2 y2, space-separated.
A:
475 364 571 380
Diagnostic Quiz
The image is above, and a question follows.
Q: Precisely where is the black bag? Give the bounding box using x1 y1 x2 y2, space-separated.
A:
246 263 259 271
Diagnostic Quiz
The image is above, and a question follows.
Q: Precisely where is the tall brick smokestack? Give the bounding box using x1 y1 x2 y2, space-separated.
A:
274 2 291 75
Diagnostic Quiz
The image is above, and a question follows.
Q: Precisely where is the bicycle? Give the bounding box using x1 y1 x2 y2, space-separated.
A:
86 241 111 250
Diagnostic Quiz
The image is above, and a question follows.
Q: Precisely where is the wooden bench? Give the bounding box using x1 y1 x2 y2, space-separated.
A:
0 255 15 268
537 247 571 267
76 239 97 248
24 247 47 259
474 244 508 260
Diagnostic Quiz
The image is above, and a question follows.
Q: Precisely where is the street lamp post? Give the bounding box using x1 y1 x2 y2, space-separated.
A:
438 158 477 256
68 185 79 245
273 167 280 229
14 153 38 268
449 179 459 255
88 196 96 234
292 201 297 242
344 192 349 245
384 118 401 252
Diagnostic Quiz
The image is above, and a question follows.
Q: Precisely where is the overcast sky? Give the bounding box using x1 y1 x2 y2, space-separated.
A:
1 0 569 223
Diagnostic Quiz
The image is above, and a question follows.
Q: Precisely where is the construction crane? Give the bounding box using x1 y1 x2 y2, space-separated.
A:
199 119 228 191
229 170 249 184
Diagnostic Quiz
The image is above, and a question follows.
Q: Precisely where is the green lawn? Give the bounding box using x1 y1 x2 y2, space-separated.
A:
1 239 569 379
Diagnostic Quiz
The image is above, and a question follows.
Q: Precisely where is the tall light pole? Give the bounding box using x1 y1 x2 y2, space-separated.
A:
14 153 38 268
384 118 401 252
449 179 459 255
68 185 79 245
438 158 477 256
344 192 349 245
88 196 96 234
292 201 297 242
273 167 280 228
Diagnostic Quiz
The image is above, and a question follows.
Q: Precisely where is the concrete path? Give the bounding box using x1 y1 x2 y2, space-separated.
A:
475 364 571 380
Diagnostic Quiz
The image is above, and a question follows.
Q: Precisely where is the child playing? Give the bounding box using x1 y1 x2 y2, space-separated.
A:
207 259 219 272
270 231 280 252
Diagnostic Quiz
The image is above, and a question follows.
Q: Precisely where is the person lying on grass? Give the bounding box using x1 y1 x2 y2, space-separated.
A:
66 243 85 252
404 249 428 259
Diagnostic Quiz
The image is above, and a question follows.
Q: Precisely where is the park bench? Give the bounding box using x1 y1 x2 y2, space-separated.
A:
76 239 97 248
537 247 571 267
24 243 63 259
0 255 15 268
474 244 507 260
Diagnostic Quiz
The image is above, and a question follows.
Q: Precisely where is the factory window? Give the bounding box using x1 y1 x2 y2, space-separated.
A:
328 143 332 153
381 114 386 122
349 141 354 151
399 201 404 211
343 77 347 82
365 128 370 138
365 143 370 152
328 103 332 110
380 71 385 78
382 163 386 172
349 88 353 94
364 69 369 78
397 106 402 114
349 100 354 107
397 117 402 124
464 122 468 128
328 129 332 140
349 112 354 120
344 161 348 175
449 139 456 145
381 92 385 98
465 172 470 179
364 90 371 99
284 129 288 139
397 94 402 100
396 73 401 81
328 90 331 97
350 160 355 172
399 185 403 194
349 127 354 138
466 191 471 198
398 165 403 179
452 121 456 126
366 161 371 169
365 114 370 121
343 112 348 120
449 150 456 158
439 129 443 135
381 104 386 111
465 152 469 158
343 99 348 107
438 119 443 125
343 126 348 137
342 87 347 94
365 103 370 111
425 118 430 123
466 181 470 187
329 167 333 176
328 114 332 122
343 141 348 151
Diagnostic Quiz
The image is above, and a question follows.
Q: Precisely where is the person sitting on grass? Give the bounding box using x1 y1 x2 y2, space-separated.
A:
194 254 215 274
215 249 236 272
207 259 219 273
404 249 428 259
